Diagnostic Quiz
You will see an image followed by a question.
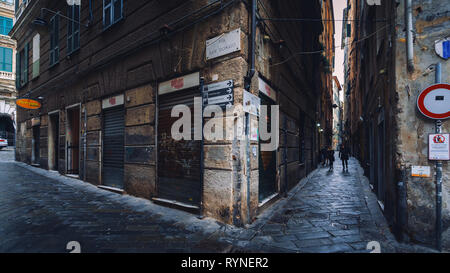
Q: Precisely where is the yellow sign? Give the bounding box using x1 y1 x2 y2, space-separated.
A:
16 98 41 110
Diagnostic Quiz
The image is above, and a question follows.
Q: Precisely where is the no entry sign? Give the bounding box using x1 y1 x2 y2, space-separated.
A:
417 83 450 120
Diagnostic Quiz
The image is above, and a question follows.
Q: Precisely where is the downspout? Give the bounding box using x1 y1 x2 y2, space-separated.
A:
244 0 257 225
405 0 414 72
246 0 257 88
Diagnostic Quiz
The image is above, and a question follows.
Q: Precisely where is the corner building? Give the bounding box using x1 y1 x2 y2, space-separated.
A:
12 0 333 226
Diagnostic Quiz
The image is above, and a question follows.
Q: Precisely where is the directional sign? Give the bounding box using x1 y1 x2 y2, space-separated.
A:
417 83 450 120
204 80 234 108
204 80 233 92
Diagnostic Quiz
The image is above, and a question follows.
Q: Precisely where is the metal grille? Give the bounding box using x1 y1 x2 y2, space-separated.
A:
157 88 201 206
103 106 125 189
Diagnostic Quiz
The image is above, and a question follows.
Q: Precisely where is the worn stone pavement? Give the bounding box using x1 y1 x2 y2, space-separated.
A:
0 147 438 253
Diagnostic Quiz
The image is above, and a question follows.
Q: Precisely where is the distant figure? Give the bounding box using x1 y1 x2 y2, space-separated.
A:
321 147 328 167
327 147 335 171
339 143 350 172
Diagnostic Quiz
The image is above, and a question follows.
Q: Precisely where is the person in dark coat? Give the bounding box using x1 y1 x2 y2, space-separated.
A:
321 147 328 166
327 147 335 171
339 143 350 172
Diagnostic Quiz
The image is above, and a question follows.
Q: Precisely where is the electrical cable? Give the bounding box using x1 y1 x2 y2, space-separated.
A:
267 24 391 67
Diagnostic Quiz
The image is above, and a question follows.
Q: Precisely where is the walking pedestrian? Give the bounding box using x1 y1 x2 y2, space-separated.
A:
339 143 350 172
327 147 335 171
321 147 328 167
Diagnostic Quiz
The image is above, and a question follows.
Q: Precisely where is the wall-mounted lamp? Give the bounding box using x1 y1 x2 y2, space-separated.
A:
32 7 89 29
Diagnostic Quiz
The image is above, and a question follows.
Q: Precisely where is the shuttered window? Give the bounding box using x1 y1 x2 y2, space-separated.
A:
0 47 13 72
67 4 80 55
49 14 59 67
0 16 13 36
16 43 28 88
103 0 123 29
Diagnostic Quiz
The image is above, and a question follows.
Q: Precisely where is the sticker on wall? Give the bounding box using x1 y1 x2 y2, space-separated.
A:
411 166 431 178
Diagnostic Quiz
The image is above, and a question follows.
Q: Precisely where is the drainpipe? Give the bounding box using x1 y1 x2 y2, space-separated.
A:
243 0 257 225
405 0 414 72
396 167 408 242
245 0 257 89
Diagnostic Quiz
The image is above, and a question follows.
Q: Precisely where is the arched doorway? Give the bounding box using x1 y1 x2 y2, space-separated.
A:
0 113 15 146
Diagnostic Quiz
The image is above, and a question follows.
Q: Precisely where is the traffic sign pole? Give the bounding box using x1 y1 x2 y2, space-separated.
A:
435 63 442 252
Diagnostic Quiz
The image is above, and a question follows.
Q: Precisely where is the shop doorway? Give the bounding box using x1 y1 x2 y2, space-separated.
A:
32 125 40 165
102 106 125 189
157 87 202 207
66 106 80 176
48 112 59 171
377 120 385 205
258 93 277 203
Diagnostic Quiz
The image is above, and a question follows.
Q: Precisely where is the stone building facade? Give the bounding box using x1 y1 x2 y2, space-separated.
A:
12 0 333 226
346 0 449 249
0 0 16 145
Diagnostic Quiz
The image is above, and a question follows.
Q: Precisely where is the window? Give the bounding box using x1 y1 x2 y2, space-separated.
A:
49 14 59 67
16 43 29 88
0 47 12 72
0 16 13 36
103 0 123 29
67 4 80 55
32 34 40 78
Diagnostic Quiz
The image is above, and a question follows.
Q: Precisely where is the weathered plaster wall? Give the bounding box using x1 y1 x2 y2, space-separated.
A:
395 0 450 246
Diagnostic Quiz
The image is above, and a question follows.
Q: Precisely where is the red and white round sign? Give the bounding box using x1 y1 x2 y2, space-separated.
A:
417 83 450 120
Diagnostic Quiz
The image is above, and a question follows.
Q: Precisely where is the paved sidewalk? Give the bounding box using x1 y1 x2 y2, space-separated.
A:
0 148 437 253
233 154 438 253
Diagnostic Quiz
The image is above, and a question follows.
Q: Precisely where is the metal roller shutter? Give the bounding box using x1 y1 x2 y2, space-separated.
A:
103 106 125 189
157 88 201 207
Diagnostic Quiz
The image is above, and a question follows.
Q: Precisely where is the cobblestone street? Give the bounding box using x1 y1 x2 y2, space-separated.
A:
0 148 436 253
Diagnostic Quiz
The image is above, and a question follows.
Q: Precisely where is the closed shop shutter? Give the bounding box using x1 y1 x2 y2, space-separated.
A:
158 88 201 207
259 93 277 202
103 106 125 189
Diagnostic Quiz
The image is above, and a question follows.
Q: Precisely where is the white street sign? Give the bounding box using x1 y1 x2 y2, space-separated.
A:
206 29 241 60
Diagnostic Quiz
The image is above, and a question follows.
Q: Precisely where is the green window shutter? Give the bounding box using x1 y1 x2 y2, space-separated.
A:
23 43 29 84
347 24 351 37
15 52 20 89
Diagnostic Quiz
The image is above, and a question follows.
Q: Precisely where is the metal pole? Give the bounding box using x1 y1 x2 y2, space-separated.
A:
245 112 251 224
199 77 205 219
435 63 442 251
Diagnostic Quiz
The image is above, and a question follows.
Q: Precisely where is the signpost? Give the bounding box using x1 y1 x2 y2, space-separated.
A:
417 63 448 252
203 80 234 108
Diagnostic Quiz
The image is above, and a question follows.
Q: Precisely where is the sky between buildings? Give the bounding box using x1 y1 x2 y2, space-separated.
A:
333 0 346 86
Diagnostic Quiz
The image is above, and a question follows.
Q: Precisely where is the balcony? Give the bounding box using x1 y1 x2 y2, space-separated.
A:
0 71 14 80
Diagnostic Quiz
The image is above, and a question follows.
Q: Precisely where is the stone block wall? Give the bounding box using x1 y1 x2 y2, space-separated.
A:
124 84 156 199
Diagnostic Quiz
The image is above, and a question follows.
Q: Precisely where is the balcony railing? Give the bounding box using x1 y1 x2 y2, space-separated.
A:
0 71 15 80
